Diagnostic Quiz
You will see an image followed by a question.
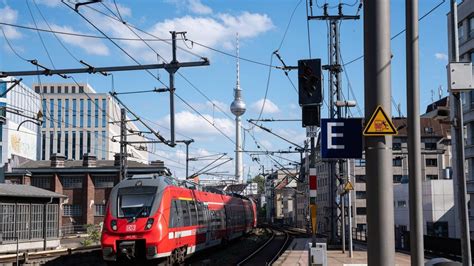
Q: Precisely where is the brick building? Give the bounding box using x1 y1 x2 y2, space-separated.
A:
5 153 169 228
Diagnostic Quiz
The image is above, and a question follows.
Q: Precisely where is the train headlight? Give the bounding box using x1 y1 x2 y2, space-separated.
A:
111 219 117 231
145 218 154 230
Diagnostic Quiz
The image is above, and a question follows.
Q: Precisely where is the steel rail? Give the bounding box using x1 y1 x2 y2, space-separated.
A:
236 228 276 266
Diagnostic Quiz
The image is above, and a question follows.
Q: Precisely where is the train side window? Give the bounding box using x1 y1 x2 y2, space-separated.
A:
181 200 191 227
189 200 197 226
169 200 181 228
197 202 204 225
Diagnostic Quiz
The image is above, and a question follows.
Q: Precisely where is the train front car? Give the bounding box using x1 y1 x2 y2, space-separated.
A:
101 176 171 264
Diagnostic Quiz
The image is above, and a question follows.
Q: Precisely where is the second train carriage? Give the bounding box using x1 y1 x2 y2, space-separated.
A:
101 174 257 264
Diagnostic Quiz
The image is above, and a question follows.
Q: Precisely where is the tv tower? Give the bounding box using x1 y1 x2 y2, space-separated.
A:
230 33 246 184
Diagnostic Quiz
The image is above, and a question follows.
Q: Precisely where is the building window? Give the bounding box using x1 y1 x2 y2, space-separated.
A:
42 99 46 128
393 175 402 183
80 99 84 127
102 99 107 127
65 86 69 94
356 207 366 215
50 86 54 93
62 176 82 189
35 86 40 93
397 200 407 208
42 133 46 160
50 99 54 128
57 132 61 154
427 174 438 180
459 21 465 41
356 191 366 199
72 99 77 128
470 17 474 38
95 204 106 216
79 132 83 159
65 99 69 127
79 86 84 93
87 99 92 128
356 175 366 183
427 221 449 237
425 142 437 150
355 159 366 167
102 131 106 160
49 132 54 157
426 158 438 167
393 158 402 167
87 131 91 153
94 176 115 188
72 86 76 94
72 131 76 160
32 177 51 189
57 86 62 94
94 131 98 156
43 86 47 93
393 142 402 150
63 204 82 217
65 131 69 159
95 99 99 128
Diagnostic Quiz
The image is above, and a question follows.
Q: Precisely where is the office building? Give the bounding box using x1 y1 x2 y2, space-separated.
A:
448 0 474 236
0 77 41 181
33 83 148 163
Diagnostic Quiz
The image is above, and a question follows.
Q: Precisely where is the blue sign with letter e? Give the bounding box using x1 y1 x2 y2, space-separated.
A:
321 118 363 159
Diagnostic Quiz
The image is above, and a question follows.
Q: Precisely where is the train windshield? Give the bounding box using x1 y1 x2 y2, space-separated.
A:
117 186 157 219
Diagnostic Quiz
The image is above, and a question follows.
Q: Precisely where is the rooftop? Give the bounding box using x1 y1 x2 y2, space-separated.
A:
0 184 66 198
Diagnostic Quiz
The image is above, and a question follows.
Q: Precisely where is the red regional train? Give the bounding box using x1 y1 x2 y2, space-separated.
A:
101 174 257 264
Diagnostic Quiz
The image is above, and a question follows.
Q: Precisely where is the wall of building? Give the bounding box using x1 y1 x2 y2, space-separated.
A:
0 78 40 182
394 180 456 238
34 83 148 163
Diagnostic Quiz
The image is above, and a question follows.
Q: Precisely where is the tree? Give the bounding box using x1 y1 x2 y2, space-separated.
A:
248 174 265 194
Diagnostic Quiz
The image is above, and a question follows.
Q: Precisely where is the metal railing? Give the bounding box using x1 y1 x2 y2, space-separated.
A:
60 224 101 237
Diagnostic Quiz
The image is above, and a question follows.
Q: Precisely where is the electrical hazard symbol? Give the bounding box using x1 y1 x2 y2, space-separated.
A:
363 105 398 136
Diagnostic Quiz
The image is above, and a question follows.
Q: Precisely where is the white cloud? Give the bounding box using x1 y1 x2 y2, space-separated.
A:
79 4 273 63
188 0 212 15
251 99 280 114
0 6 21 39
48 24 109 56
159 111 234 140
435 53 448 61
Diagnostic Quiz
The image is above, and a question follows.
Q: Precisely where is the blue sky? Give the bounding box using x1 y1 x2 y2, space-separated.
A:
0 0 451 181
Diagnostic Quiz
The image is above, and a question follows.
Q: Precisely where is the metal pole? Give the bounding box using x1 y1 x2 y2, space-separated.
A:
310 136 316 247
364 1 395 265
120 108 127 180
406 1 424 265
341 166 346 253
169 31 177 146
449 1 472 265
348 159 353 258
186 142 189 178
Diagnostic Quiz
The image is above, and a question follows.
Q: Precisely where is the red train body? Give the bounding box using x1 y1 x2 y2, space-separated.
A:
101 175 257 263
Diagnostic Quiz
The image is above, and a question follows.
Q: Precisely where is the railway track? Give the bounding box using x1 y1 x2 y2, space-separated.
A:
0 245 101 264
236 228 290 266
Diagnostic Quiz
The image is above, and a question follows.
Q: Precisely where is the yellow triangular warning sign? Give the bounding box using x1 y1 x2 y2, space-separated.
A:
344 181 354 191
363 105 398 136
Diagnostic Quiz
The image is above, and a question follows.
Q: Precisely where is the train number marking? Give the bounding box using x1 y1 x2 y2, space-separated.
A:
126 224 136 232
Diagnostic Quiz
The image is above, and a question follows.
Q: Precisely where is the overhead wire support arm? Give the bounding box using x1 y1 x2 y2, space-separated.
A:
0 62 209 78
247 120 303 149
0 79 22 98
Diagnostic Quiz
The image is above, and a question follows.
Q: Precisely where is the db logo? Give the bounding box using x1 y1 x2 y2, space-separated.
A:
126 224 136 232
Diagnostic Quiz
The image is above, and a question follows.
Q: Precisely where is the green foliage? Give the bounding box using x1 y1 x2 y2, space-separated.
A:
248 175 265 194
81 224 101 247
